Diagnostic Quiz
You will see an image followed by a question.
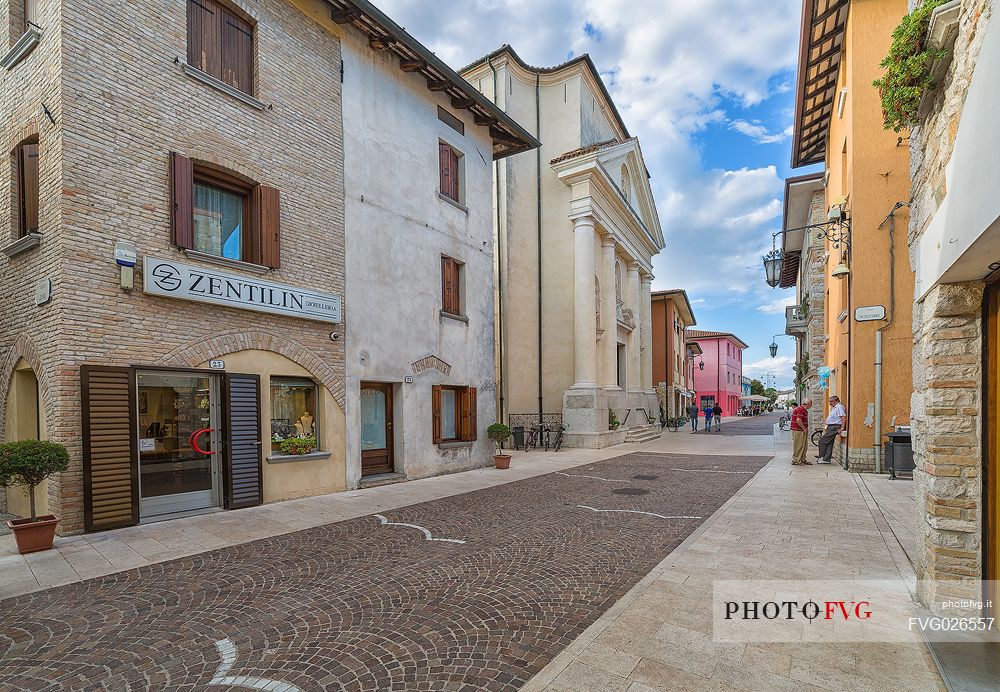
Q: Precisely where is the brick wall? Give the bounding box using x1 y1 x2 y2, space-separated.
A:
0 0 347 533
908 0 993 610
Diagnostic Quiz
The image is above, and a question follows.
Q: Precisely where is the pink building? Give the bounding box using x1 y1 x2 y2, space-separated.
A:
687 330 748 417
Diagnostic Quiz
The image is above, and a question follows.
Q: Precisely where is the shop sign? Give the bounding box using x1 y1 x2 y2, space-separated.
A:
854 305 886 322
143 256 341 323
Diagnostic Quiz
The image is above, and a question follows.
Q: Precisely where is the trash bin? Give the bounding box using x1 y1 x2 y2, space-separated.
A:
885 428 913 479
512 426 525 451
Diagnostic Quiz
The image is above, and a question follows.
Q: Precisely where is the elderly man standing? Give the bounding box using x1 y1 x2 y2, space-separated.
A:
817 395 847 464
791 399 812 465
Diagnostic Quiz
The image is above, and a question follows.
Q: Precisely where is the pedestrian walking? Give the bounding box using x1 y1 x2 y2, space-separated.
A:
817 395 847 464
712 403 723 432
791 399 813 465
703 403 715 432
686 403 700 432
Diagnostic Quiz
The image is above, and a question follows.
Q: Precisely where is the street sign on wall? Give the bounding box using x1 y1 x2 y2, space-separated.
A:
854 305 886 322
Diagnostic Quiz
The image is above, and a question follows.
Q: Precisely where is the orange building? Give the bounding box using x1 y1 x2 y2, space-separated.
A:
650 290 698 419
784 0 914 472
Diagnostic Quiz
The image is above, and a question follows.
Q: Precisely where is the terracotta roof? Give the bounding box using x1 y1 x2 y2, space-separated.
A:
550 138 631 165
460 45 631 139
650 289 697 326
686 330 749 350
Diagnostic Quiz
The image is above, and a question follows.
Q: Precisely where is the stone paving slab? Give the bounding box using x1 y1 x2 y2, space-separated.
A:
0 452 770 692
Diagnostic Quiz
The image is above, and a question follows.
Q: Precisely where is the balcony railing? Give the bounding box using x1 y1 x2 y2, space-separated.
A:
785 305 807 335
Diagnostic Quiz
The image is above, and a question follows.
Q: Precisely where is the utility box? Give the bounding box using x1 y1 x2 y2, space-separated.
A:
885 428 914 479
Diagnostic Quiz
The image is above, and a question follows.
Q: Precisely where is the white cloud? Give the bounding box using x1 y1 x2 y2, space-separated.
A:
756 294 796 314
729 120 793 144
743 355 795 379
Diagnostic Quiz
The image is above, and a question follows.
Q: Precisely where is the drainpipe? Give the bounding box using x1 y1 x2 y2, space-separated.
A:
536 73 543 426
874 201 907 473
489 57 505 423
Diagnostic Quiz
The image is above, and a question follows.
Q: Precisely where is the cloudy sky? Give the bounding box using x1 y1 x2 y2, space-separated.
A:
378 0 823 389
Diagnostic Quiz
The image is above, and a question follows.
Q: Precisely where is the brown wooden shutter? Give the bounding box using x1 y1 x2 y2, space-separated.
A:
439 143 453 200
82 366 138 532
256 185 281 268
441 257 454 313
224 373 263 509
19 142 39 236
461 387 478 441
221 10 253 94
170 151 194 249
431 385 442 444
187 0 221 77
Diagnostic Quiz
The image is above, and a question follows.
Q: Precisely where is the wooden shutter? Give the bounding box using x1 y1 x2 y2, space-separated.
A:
224 373 262 509
82 366 138 532
221 10 253 94
431 385 442 444
170 151 194 249
442 257 459 314
256 185 281 268
187 0 221 77
18 142 39 236
439 143 455 200
461 387 478 441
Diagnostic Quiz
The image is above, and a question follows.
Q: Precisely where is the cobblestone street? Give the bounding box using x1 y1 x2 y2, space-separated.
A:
0 449 769 691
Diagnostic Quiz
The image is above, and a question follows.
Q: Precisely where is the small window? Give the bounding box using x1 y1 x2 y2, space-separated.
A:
187 0 254 96
432 385 477 443
12 137 39 237
270 378 319 452
441 256 463 316
438 142 462 203
169 152 281 267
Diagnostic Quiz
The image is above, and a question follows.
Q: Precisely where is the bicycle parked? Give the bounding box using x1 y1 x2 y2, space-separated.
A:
778 415 790 431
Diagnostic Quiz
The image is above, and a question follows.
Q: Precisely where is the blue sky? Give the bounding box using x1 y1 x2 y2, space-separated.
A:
377 0 821 389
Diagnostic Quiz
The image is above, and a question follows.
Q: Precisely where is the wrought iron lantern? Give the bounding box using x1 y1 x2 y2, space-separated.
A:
763 249 783 288
769 342 778 358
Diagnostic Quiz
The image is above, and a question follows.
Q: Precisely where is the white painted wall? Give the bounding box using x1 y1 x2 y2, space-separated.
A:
341 28 496 486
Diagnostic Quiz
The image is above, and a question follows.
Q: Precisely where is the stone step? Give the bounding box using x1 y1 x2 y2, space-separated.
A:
624 425 662 444
359 472 407 489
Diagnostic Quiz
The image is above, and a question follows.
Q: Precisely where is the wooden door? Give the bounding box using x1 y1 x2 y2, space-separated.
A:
986 284 1000 611
360 383 393 476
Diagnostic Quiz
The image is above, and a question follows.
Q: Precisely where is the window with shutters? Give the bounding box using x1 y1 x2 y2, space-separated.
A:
441 256 463 317
438 141 463 205
169 152 281 268
186 0 255 96
431 385 477 444
11 137 39 238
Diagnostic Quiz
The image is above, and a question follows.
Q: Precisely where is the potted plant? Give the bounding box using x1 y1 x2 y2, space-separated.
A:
487 423 512 469
609 410 621 430
0 439 70 554
279 436 317 455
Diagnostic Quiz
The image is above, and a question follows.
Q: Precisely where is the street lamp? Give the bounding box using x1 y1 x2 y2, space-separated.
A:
763 249 783 288
762 202 852 289
768 333 795 358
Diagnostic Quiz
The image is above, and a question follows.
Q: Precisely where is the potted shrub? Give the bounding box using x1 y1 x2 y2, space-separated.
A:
609 410 621 430
0 439 70 554
487 423 512 469
279 436 317 456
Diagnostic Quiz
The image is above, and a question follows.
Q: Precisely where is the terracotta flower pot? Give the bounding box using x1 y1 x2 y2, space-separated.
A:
7 515 59 554
494 454 511 470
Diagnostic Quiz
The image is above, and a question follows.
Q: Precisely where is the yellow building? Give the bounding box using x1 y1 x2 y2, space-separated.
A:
786 0 914 471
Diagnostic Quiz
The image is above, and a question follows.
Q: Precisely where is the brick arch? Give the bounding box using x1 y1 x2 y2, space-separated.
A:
183 150 263 184
156 330 344 407
0 334 49 441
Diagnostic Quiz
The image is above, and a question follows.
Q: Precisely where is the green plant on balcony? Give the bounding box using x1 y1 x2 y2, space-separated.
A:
873 0 950 131
794 354 811 390
798 296 809 320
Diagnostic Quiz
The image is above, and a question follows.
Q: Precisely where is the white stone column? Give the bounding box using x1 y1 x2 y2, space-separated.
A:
640 272 653 391
600 236 619 389
572 216 599 389
626 261 641 392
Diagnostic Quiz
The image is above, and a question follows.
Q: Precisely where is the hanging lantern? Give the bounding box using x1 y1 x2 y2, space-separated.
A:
763 249 783 288
769 342 778 358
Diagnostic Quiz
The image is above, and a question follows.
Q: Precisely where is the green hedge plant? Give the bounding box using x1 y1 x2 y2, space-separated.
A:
279 436 317 455
487 423 511 454
873 0 950 131
0 439 70 520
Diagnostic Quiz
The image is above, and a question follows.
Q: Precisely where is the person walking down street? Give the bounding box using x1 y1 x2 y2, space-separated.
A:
712 403 723 432
703 403 715 432
687 403 700 432
791 399 813 465
818 395 847 464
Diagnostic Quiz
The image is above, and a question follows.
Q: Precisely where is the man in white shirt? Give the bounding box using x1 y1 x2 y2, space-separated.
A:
817 395 847 464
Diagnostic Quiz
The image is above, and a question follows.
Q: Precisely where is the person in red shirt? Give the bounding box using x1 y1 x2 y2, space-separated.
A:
791 399 813 465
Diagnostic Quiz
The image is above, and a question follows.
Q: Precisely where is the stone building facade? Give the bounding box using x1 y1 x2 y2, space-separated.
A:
905 0 996 612
461 47 665 448
650 289 698 420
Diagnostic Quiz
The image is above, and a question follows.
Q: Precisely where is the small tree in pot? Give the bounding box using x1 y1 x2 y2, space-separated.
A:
0 439 70 554
487 423 512 470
